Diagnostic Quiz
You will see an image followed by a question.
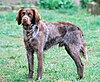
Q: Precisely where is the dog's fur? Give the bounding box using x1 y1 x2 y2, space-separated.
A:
16 8 88 80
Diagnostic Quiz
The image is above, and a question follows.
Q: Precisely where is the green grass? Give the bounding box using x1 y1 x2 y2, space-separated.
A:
0 8 100 82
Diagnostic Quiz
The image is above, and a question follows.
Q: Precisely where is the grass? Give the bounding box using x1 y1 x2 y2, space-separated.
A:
0 7 100 82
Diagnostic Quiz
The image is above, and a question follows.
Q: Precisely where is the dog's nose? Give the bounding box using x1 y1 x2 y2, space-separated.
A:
23 17 28 22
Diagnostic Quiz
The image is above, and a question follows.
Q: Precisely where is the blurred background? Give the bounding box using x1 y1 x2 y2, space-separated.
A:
0 0 100 82
0 0 100 15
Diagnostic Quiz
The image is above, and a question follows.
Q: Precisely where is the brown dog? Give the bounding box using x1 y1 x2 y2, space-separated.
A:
16 8 88 80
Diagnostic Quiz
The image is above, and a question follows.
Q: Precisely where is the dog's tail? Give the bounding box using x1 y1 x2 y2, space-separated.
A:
77 27 88 61
80 40 88 62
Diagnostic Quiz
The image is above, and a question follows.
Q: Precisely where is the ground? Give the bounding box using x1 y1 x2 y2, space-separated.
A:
0 7 100 82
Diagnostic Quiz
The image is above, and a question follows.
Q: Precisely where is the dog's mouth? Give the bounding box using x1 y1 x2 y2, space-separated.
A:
22 23 29 26
22 19 31 26
23 24 33 30
22 22 30 26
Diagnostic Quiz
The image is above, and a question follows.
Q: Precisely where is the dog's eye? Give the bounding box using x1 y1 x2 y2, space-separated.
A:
28 13 32 17
21 12 25 17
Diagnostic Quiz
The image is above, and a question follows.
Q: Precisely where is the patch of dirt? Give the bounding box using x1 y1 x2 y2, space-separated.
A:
0 0 39 11
0 0 33 5
0 77 6 82
0 0 40 5
58 79 71 82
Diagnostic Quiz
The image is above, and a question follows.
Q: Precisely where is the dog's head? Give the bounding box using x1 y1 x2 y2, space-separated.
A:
16 8 41 26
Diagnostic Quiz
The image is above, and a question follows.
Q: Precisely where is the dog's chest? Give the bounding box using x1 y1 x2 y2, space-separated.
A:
23 29 39 49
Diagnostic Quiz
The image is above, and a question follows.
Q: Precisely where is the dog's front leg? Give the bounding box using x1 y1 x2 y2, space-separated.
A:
36 50 43 80
26 49 34 78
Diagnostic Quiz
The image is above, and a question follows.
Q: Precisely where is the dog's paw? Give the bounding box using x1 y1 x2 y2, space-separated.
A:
27 74 33 78
35 76 42 81
76 76 83 80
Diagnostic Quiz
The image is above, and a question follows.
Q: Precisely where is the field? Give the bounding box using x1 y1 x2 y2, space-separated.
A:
0 8 100 82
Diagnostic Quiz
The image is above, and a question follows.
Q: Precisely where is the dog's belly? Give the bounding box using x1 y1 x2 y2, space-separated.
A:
43 36 63 50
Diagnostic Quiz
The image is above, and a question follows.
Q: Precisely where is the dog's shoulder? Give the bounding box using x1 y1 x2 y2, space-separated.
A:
37 20 47 31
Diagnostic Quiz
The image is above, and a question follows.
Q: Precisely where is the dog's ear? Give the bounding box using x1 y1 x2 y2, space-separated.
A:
31 8 41 24
16 9 23 25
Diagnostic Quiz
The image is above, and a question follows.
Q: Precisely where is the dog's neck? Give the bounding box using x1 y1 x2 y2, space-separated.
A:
23 24 39 39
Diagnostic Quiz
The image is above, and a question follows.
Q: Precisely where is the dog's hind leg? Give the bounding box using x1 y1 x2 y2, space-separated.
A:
65 45 84 79
63 30 84 79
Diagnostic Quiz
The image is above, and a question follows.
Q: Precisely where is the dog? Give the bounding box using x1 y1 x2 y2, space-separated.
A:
16 8 88 80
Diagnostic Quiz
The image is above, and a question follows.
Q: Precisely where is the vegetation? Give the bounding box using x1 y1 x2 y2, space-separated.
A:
39 0 93 9
39 0 75 9
80 0 93 8
0 8 100 82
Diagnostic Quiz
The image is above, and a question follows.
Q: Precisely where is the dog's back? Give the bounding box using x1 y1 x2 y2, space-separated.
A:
43 22 87 60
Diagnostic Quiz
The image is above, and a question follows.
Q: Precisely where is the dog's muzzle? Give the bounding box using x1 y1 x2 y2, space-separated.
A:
22 15 31 26
23 24 33 30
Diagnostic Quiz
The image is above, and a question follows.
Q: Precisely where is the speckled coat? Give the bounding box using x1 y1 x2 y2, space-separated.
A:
16 8 88 80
